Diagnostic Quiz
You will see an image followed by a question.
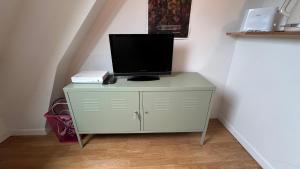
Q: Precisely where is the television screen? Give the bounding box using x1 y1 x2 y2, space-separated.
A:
109 34 174 76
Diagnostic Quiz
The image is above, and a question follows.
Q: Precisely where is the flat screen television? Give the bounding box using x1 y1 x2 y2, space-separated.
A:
109 34 174 81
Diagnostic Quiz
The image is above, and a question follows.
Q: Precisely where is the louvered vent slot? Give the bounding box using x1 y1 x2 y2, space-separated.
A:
112 98 129 111
154 98 169 111
183 98 200 109
81 98 102 112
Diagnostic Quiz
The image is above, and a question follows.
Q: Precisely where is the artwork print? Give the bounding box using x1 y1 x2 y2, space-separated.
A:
148 0 192 38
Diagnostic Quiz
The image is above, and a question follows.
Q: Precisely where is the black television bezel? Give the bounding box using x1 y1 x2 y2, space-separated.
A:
109 34 174 76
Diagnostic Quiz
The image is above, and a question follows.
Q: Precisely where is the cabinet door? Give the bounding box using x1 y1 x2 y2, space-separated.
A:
142 91 212 132
68 92 140 133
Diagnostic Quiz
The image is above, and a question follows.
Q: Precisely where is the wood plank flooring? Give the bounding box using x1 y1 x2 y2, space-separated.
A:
0 120 261 169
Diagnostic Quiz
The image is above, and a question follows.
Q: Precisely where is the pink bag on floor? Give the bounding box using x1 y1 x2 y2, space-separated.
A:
44 98 77 143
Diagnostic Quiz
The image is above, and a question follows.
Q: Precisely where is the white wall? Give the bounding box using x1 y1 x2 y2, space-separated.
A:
0 0 96 137
0 0 22 54
0 0 23 142
72 0 247 118
221 38 300 169
220 1 300 169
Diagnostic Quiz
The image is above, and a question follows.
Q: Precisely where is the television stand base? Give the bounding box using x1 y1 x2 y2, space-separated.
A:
127 75 160 81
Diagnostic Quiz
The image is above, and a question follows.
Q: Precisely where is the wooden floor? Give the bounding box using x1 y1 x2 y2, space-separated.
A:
0 120 261 169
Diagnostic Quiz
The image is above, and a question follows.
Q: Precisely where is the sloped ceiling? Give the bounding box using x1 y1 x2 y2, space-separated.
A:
50 0 126 102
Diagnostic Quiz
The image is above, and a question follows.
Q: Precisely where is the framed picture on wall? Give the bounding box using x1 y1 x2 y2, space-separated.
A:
148 0 192 38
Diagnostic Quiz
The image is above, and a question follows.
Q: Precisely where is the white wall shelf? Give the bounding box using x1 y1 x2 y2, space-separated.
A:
226 31 300 38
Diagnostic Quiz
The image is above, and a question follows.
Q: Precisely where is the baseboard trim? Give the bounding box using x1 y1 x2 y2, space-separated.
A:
0 132 11 143
10 128 47 136
218 117 274 169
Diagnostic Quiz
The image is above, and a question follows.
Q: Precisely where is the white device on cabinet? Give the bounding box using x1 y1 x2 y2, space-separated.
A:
71 71 108 84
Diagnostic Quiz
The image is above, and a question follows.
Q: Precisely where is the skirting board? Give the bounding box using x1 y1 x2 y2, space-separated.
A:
10 128 47 136
0 132 11 143
218 117 274 169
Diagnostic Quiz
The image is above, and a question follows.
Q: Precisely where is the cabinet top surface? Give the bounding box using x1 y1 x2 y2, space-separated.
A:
64 72 216 92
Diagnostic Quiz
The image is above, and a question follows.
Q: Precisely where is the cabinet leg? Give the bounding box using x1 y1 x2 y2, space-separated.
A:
200 118 210 145
77 134 94 148
76 134 83 148
200 130 207 145
200 91 214 145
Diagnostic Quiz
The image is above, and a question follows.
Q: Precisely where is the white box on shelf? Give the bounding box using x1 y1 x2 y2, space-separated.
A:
240 7 277 32
71 71 108 84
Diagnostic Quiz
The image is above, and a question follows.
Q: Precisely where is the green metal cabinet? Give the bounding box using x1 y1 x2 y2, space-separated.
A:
68 92 140 133
64 72 216 148
142 91 212 132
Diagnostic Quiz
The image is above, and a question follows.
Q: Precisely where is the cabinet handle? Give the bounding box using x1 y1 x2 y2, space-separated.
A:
134 111 141 120
145 111 149 114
